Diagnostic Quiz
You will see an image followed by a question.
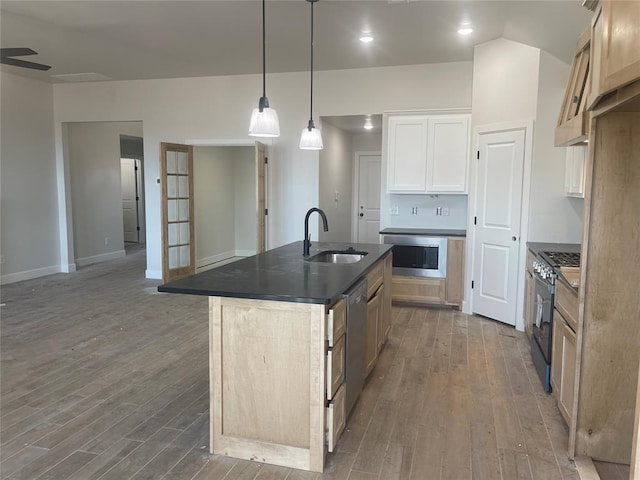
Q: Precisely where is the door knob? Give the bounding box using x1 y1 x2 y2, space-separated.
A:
512 236 518 241
359 213 364 217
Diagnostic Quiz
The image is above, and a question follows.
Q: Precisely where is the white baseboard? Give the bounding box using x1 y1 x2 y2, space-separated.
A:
145 269 162 280
61 263 77 273
1 265 61 285
76 250 126 267
235 249 256 257
197 251 237 269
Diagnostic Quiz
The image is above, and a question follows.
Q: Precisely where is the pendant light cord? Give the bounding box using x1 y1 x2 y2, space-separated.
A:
262 0 266 99
309 0 315 129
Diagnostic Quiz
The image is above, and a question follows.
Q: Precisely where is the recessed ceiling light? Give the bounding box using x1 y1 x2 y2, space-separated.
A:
359 34 374 43
457 27 473 36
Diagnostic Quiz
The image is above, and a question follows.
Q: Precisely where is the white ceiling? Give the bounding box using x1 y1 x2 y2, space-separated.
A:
0 1 592 84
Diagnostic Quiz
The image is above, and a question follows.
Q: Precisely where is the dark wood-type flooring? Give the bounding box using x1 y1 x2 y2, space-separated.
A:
1 246 579 479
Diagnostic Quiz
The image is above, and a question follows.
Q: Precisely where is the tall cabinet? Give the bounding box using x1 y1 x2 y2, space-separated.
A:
559 0 640 471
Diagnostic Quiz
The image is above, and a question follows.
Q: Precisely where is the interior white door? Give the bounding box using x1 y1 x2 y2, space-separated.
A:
121 158 138 243
357 153 381 244
472 129 526 326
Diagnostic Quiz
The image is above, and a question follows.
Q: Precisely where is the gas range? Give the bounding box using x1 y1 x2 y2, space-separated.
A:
532 250 581 285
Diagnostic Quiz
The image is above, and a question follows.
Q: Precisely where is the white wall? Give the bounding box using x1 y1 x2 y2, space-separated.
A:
66 121 143 265
193 147 236 267
0 72 60 284
51 61 473 278
319 121 353 242
352 132 382 154
530 51 583 242
233 147 257 254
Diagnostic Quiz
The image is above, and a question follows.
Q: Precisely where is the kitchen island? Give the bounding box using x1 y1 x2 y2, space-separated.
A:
158 241 392 472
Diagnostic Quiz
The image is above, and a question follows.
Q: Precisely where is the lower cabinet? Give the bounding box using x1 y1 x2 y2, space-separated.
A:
326 383 346 452
391 276 445 304
552 309 577 425
390 237 464 308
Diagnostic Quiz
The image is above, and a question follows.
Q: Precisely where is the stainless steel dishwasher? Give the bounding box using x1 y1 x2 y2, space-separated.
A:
343 277 368 417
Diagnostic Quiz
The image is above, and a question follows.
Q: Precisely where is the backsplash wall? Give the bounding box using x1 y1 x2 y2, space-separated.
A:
384 194 468 230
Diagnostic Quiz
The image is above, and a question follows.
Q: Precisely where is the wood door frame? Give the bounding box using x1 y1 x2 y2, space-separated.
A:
183 138 269 254
464 119 534 331
351 151 382 243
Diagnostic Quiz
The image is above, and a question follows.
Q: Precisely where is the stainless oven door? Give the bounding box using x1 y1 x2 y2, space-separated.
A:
382 235 447 278
532 274 553 362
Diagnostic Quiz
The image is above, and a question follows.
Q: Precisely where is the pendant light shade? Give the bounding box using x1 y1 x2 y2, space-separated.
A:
249 0 280 137
300 0 323 150
299 120 324 150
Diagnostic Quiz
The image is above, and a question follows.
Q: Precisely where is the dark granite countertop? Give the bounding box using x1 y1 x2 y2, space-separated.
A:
158 241 392 305
379 228 466 237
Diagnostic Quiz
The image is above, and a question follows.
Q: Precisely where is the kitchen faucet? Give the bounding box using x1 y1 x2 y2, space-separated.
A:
303 208 329 256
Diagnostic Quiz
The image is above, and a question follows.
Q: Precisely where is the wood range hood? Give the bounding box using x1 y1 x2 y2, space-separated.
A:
555 27 591 147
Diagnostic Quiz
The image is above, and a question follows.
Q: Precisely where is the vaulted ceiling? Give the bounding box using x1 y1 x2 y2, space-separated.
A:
1 1 592 84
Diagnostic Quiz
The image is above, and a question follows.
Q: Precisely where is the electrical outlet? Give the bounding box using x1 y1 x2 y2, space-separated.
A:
390 206 399 216
411 207 418 215
442 207 450 216
436 207 442 216
104 237 109 245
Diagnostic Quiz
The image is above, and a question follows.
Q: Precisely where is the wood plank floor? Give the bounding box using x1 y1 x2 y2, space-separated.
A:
1 247 579 480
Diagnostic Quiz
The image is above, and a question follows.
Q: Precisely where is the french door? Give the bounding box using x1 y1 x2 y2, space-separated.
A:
160 143 195 283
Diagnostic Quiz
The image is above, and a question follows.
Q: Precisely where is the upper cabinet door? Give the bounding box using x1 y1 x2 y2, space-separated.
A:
589 1 640 107
426 115 470 193
386 115 429 193
385 113 470 194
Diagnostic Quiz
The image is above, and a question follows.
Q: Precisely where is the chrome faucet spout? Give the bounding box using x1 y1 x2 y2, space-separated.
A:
303 207 329 256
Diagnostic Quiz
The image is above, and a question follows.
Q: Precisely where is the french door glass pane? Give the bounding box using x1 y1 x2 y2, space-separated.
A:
168 246 178 269
167 175 178 198
167 200 177 222
178 200 189 221
179 222 189 243
179 245 190 267
178 176 188 197
166 151 177 174
168 223 178 246
178 152 188 174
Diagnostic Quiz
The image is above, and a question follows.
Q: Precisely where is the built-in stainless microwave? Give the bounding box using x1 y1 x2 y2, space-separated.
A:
382 235 447 278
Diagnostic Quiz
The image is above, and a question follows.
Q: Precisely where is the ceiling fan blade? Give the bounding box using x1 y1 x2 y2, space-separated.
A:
0 47 38 57
0 56 51 71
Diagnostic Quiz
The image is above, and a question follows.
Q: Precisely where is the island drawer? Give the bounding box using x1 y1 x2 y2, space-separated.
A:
326 334 346 400
367 261 384 299
326 298 346 347
326 383 346 452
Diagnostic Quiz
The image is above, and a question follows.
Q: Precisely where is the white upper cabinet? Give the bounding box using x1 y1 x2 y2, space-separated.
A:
426 115 470 193
386 112 470 194
386 114 430 193
565 144 587 198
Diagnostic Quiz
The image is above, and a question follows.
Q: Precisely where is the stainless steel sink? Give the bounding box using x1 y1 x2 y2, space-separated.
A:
306 250 368 264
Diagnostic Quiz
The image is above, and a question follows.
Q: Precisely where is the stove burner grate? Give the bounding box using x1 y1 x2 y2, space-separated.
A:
540 251 581 268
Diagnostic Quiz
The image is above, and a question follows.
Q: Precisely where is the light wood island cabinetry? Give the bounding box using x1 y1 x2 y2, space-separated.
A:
159 241 393 473
206 251 392 472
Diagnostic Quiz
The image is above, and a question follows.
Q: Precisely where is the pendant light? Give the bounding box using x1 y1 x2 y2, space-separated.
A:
249 0 280 137
299 0 323 150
